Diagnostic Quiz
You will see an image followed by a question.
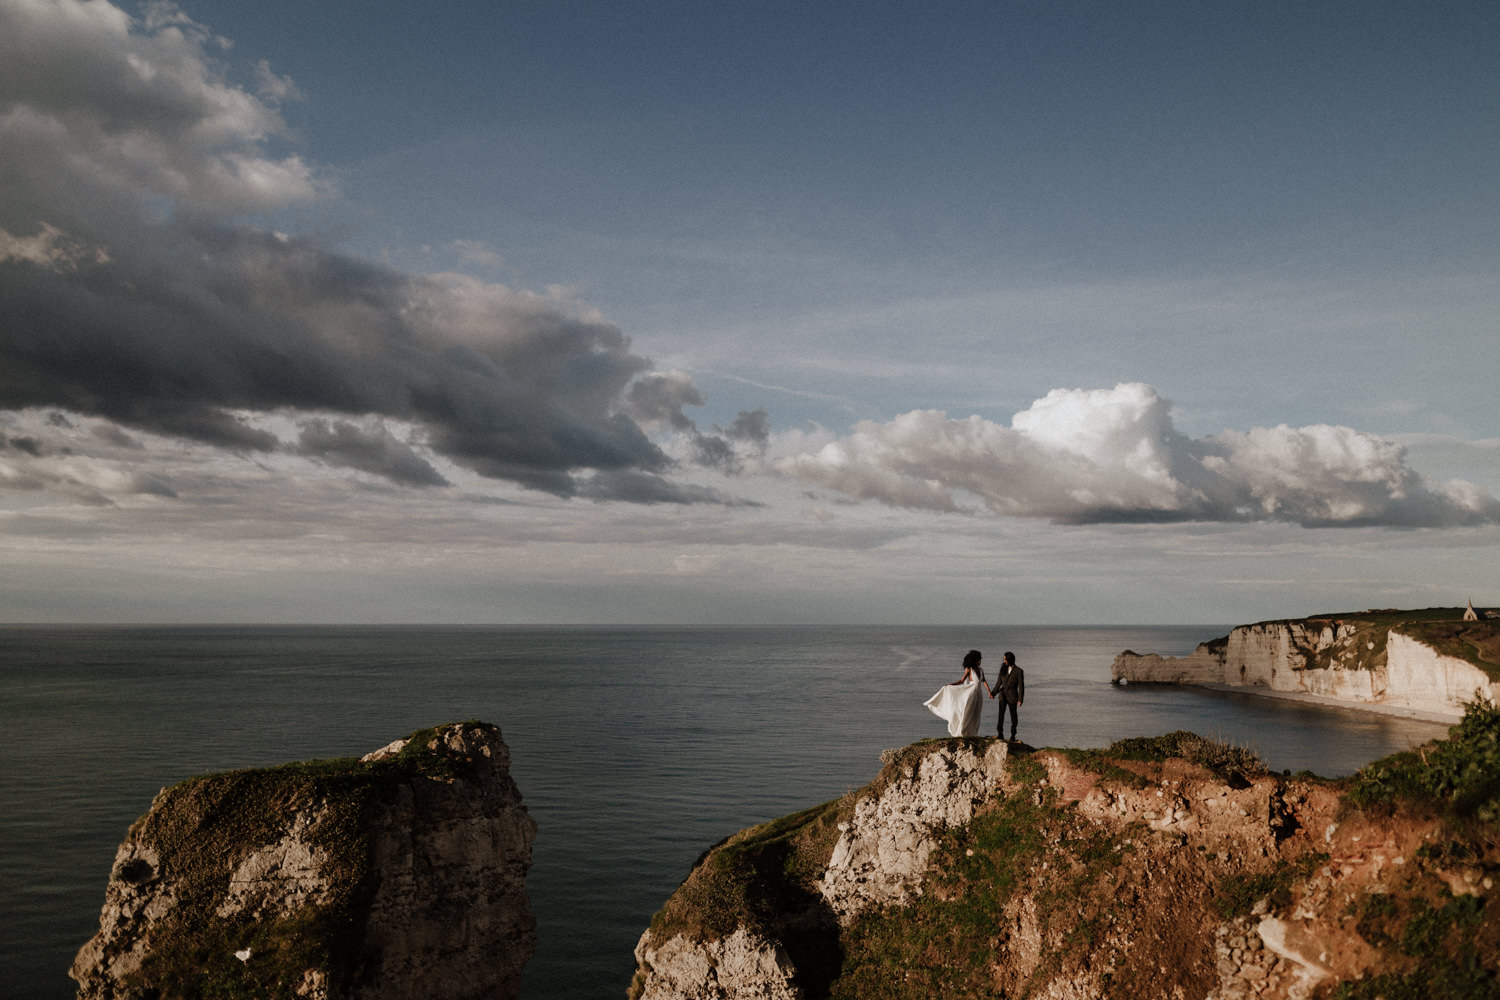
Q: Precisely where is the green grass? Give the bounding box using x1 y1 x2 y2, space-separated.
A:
1211 852 1326 919
828 761 1054 1000
1067 731 1264 784
1335 892 1500 1000
1333 962 1500 1000
647 797 846 942
828 750 1139 1000
1061 747 1149 787
1292 607 1473 628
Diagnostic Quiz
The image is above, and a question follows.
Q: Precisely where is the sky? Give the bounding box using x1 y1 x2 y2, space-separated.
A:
1 0 1497 625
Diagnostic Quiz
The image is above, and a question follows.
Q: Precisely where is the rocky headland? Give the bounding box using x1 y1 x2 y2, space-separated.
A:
1112 608 1500 720
71 721 537 1000
631 708 1500 1000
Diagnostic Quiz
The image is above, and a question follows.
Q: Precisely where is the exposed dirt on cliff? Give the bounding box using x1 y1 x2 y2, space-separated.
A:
632 710 1500 1000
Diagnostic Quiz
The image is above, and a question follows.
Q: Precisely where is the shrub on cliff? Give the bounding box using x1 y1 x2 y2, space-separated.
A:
1350 699 1500 821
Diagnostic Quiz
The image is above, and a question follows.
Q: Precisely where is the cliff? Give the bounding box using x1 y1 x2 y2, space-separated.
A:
630 712 1500 1000
71 722 537 1000
1111 609 1500 719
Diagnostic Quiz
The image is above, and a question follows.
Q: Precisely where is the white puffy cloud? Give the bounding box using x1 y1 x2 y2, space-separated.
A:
778 383 1500 528
0 0 316 224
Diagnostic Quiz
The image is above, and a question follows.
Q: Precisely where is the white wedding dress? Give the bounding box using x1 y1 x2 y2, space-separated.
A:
924 673 985 737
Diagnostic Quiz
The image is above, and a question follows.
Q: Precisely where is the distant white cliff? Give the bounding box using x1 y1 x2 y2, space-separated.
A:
1111 614 1500 720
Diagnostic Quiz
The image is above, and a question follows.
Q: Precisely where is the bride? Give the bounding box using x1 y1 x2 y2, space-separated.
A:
923 650 990 737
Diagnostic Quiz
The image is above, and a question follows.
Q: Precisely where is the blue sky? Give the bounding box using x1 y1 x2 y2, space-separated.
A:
1 0 1496 623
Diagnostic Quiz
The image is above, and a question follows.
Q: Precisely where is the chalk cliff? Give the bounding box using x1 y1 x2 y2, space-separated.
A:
631 719 1500 1000
1111 611 1500 719
71 722 537 1000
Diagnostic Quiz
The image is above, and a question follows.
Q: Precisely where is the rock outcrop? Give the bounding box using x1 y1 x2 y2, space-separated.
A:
72 722 537 1000
819 739 1009 922
1111 611 1500 719
630 719 1500 1000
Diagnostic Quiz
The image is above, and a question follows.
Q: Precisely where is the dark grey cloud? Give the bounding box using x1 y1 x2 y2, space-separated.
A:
624 371 701 433
0 225 707 498
724 408 771 447
5 436 42 456
693 407 772 473
0 0 730 504
690 433 739 473
295 418 449 487
624 374 769 475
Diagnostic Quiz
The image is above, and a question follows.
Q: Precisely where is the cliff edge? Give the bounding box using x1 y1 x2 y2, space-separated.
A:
631 711 1500 1000
71 721 537 1000
1112 609 1500 720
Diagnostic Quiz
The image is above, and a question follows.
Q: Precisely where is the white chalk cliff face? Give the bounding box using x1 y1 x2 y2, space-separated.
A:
1111 618 1500 719
71 722 537 1000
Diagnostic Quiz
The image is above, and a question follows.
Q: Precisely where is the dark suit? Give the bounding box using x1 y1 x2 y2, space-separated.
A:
996 664 1024 740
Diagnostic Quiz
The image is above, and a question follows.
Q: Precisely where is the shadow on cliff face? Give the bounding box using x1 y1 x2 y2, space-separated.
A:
641 795 848 997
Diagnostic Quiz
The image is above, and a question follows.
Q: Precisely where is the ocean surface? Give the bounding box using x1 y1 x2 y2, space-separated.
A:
0 624 1453 1000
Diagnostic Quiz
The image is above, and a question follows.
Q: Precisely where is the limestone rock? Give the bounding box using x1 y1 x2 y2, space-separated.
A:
819 739 1007 921
71 722 537 1000
632 928 802 1000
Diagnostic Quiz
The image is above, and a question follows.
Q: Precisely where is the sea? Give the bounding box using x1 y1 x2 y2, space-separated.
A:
0 624 1454 1000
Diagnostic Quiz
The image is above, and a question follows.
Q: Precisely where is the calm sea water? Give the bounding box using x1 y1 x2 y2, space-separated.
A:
0 625 1452 1000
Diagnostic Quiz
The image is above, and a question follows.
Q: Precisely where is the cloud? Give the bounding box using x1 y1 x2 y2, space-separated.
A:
0 0 725 504
723 408 771 448
0 222 109 271
295 418 448 487
4 435 43 456
0 441 178 505
777 383 1500 528
448 239 503 270
0 0 317 222
623 371 768 474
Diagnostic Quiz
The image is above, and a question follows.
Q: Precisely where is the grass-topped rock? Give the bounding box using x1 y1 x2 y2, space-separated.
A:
71 722 536 1000
632 715 1500 1000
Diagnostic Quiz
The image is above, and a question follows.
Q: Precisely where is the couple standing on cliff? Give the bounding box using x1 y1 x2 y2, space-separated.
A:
923 649 1025 740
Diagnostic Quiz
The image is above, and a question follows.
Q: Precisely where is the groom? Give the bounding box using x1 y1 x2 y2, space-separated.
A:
993 651 1025 741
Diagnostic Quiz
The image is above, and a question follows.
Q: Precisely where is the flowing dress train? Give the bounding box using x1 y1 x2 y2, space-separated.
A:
924 676 984 737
